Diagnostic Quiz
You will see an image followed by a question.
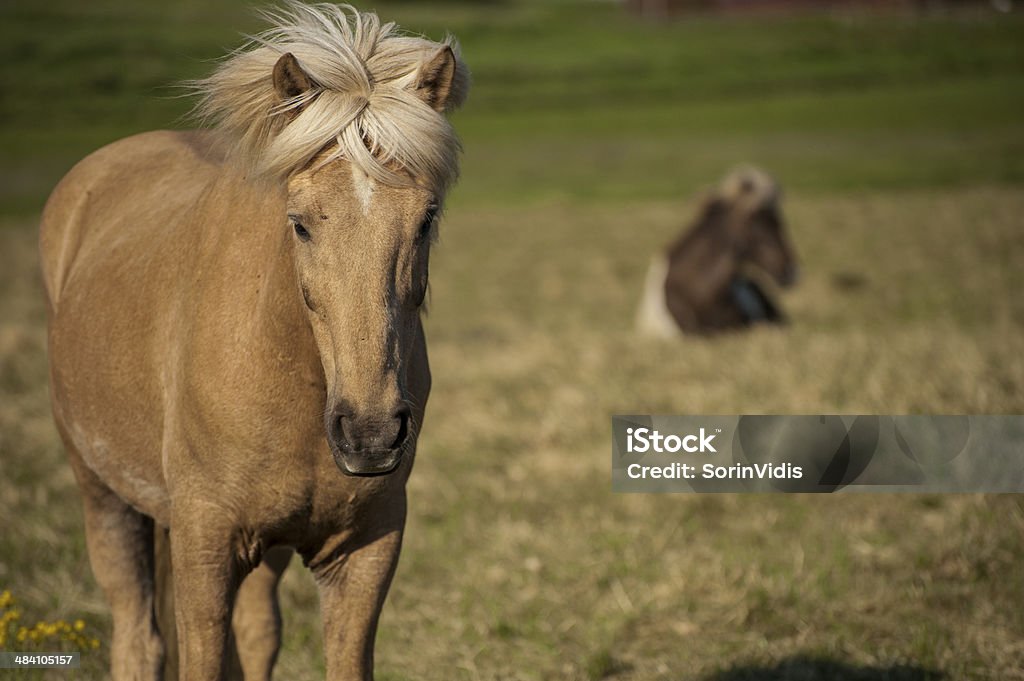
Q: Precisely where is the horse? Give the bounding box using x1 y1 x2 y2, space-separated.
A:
39 3 469 679
636 166 799 337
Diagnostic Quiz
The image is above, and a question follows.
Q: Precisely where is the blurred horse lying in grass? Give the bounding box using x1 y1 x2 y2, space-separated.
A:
636 166 799 337
39 2 468 679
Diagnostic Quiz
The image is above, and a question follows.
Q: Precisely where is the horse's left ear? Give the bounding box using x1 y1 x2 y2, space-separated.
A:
273 52 313 114
415 46 461 113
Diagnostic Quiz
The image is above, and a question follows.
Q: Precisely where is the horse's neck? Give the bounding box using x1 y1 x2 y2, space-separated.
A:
195 169 312 350
668 221 738 292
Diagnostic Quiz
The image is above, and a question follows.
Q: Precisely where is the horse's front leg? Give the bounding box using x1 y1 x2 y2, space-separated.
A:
231 545 293 681
314 495 406 681
170 512 244 681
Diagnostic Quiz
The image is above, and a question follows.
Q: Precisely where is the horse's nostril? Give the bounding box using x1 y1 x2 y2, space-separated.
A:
331 412 354 452
390 408 410 450
328 406 410 454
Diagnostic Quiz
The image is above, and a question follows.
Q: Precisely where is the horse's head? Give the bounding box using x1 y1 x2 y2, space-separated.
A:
201 5 470 475
715 166 799 288
284 153 436 477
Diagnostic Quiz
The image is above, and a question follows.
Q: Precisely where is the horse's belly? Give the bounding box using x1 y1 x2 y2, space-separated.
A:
48 255 172 522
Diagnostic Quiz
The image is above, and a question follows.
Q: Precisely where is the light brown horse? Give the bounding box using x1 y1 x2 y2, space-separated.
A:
39 3 468 679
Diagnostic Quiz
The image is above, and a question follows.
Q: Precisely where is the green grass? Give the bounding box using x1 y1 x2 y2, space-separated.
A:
2 1 1024 212
2 1 1024 679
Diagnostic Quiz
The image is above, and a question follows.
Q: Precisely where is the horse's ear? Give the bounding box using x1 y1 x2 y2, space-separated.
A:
415 46 458 113
273 53 313 107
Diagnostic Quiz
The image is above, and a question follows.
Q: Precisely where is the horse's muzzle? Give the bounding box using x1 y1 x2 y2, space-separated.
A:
331 447 405 476
326 405 410 476
780 263 800 288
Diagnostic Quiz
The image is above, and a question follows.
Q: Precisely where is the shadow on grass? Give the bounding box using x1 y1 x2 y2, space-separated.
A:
702 655 943 681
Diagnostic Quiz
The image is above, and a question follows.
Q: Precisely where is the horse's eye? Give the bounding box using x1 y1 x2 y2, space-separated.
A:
290 216 311 242
418 207 437 240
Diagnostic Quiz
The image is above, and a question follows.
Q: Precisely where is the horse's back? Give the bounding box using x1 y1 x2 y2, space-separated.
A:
41 130 225 519
40 130 222 307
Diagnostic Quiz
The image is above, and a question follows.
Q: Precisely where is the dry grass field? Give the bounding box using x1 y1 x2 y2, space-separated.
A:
3 187 1024 679
2 1 1024 679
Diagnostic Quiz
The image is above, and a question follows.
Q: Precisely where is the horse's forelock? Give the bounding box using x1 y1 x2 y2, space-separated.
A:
718 165 779 210
187 1 468 192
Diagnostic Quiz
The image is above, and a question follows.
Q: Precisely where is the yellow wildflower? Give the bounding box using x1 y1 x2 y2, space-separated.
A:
74 619 85 631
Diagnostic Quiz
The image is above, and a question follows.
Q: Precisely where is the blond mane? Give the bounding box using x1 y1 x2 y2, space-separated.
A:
189 1 469 191
717 165 779 210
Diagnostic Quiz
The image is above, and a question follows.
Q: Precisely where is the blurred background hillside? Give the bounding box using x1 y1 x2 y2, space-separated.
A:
2 0 1023 212
1 1 1023 679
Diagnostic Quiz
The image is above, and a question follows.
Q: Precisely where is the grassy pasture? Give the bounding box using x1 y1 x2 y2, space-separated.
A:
2 1 1024 679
